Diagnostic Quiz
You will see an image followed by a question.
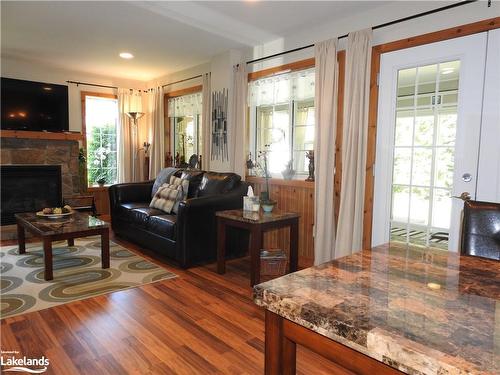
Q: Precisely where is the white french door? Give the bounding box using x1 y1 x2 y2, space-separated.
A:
372 33 488 251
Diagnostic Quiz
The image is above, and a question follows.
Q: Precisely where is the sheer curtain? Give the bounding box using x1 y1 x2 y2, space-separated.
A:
202 73 211 171
230 63 247 179
167 93 202 117
335 29 372 257
313 38 339 265
117 88 133 183
248 68 315 106
148 87 164 178
117 88 144 183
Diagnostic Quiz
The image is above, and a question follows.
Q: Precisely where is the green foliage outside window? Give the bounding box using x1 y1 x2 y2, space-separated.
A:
87 122 117 186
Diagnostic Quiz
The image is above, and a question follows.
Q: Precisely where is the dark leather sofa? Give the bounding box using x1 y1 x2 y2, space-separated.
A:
109 170 249 268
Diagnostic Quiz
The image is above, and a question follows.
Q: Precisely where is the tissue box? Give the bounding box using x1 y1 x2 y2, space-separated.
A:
243 196 260 212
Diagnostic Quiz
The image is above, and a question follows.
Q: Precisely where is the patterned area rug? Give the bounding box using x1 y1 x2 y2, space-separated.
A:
0 236 177 319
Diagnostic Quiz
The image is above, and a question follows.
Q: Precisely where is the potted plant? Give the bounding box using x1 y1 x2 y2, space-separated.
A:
97 177 106 187
78 148 87 193
258 148 276 213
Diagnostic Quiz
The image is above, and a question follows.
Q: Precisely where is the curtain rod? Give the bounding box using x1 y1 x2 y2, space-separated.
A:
161 74 203 88
66 80 150 92
66 80 118 89
245 0 478 65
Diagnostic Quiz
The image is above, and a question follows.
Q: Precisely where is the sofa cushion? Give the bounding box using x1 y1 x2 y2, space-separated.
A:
151 167 180 198
150 183 183 214
126 207 165 228
114 202 148 218
180 170 205 198
197 172 241 197
147 214 177 240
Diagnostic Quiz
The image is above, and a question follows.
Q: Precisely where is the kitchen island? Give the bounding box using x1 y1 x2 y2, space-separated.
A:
253 243 500 374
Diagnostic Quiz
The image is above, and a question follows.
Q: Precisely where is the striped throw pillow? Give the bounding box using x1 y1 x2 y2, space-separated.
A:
169 176 189 213
149 184 182 214
149 176 190 214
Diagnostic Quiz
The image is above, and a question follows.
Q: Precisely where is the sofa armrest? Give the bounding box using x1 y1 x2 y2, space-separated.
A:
175 186 247 267
108 181 154 211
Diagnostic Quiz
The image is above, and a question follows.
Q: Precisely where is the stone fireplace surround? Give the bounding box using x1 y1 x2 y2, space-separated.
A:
0 137 81 196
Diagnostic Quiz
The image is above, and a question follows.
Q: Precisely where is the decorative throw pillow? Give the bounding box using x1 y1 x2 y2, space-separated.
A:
149 184 182 214
169 175 189 213
151 167 180 198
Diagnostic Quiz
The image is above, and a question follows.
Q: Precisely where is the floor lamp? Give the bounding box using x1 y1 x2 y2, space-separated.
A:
126 111 144 182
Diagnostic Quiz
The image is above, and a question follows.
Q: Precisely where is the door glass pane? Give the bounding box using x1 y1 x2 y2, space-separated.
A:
394 110 413 146
389 61 460 249
414 109 434 146
417 64 437 97
410 187 429 226
392 185 410 223
434 147 454 188
432 188 452 229
412 148 432 186
393 148 411 185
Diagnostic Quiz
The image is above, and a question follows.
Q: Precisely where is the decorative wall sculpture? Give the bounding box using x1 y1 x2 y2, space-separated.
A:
211 88 228 161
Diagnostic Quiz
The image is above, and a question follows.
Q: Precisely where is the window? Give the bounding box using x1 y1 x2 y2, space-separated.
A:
83 94 118 186
167 92 202 165
249 68 315 175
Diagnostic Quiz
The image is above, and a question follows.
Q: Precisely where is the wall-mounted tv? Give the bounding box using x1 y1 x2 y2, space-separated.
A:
1 77 69 132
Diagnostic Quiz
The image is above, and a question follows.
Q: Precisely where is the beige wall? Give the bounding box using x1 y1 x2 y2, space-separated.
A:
1 56 146 132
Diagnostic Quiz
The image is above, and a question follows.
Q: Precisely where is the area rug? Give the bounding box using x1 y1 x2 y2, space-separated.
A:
0 236 177 319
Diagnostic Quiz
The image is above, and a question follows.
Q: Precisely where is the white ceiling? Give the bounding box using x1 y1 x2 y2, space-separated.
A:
1 1 390 82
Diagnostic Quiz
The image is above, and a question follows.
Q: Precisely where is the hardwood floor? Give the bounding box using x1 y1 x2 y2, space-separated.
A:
1 234 341 374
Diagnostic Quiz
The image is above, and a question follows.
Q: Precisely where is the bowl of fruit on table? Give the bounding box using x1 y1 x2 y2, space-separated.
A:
36 205 74 219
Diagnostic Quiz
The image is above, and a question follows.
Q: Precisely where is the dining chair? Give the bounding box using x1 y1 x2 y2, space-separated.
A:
461 200 500 261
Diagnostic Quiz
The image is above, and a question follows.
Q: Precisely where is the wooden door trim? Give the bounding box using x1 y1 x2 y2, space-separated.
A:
81 91 118 192
164 85 203 99
163 85 203 157
248 58 315 81
363 17 500 250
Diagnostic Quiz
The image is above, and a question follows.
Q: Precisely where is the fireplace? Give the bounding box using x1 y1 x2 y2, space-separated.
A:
1 165 62 225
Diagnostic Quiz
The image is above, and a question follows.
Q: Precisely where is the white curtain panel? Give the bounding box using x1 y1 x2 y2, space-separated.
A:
202 73 211 171
313 38 339 265
117 88 133 183
230 63 247 179
148 87 165 179
335 29 373 257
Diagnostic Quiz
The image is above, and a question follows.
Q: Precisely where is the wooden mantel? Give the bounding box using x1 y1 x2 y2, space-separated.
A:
0 130 84 141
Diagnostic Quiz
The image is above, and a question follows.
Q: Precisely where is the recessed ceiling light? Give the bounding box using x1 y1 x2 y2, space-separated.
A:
442 68 454 75
119 52 134 59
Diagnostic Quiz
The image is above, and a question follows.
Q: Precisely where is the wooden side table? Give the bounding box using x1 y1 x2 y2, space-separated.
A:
216 209 300 286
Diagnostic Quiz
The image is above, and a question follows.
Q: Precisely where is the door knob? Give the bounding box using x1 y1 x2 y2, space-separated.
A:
462 173 472 182
452 192 471 201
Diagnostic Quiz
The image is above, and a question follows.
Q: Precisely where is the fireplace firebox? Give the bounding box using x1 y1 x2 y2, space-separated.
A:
1 165 62 225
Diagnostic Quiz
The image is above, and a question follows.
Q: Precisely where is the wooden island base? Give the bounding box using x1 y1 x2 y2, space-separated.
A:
265 310 403 375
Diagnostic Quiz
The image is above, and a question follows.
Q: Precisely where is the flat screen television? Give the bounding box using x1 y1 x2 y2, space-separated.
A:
1 77 69 132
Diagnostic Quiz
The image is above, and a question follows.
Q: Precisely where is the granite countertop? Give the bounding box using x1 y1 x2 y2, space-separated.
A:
253 243 500 375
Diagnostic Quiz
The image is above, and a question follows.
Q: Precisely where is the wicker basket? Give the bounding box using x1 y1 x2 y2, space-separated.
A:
260 249 287 276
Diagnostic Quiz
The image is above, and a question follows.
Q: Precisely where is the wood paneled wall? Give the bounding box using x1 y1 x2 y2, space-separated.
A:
246 177 315 268
88 187 110 216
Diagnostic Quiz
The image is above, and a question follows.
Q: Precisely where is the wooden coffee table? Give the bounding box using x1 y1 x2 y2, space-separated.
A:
15 211 110 281
216 209 300 286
